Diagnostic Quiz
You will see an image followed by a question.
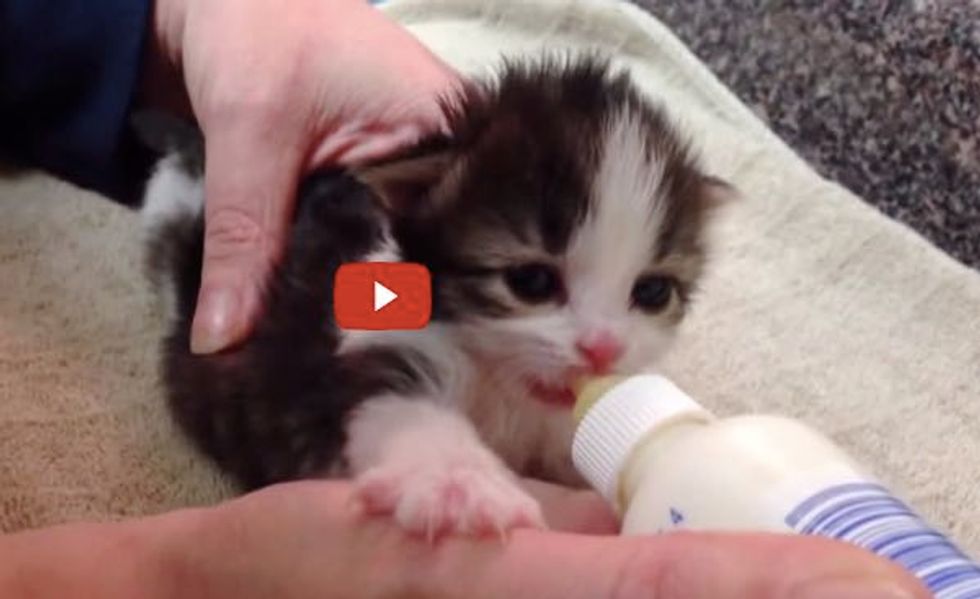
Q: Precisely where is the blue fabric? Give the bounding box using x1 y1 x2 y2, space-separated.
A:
0 0 155 203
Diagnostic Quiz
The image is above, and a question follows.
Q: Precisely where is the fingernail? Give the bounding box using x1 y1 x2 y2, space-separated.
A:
191 287 240 354
794 578 919 599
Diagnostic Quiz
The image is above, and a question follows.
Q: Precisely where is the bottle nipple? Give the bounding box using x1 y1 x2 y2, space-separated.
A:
571 374 714 503
572 375 626 422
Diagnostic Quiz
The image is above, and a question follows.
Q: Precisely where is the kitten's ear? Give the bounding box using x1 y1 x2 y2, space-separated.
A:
700 175 740 209
354 149 456 214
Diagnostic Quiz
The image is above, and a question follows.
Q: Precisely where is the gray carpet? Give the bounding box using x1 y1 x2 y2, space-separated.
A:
635 0 980 270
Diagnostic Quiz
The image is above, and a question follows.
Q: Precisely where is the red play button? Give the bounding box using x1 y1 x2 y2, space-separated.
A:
333 263 432 330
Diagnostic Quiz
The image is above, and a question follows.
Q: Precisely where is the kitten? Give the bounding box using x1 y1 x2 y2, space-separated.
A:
139 56 729 537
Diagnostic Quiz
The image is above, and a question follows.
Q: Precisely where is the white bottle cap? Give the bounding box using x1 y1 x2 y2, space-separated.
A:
571 374 713 506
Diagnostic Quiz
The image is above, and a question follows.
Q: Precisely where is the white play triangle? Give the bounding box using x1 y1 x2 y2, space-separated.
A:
373 281 397 312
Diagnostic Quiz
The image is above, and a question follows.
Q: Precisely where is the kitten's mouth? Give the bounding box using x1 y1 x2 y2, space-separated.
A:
527 379 576 408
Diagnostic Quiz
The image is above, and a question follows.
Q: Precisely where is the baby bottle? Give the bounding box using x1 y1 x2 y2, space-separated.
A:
571 374 980 599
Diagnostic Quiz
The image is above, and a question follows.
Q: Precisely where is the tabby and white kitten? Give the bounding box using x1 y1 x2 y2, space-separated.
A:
140 57 728 537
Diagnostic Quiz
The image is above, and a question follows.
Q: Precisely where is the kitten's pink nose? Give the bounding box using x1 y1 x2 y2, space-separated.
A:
576 332 624 374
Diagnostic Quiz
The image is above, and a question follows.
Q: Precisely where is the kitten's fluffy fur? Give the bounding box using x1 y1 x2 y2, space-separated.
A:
140 57 727 536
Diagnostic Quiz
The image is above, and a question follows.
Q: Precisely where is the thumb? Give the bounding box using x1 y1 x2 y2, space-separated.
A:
191 123 304 354
520 478 619 535
428 530 929 599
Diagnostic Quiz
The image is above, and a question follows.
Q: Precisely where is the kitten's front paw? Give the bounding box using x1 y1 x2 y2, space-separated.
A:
354 461 545 539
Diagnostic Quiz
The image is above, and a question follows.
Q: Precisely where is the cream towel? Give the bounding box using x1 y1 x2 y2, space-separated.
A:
1 0 978 554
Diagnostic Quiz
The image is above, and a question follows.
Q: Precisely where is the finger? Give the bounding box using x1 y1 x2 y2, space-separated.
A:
191 121 304 354
520 479 618 535
305 79 460 169
424 530 929 599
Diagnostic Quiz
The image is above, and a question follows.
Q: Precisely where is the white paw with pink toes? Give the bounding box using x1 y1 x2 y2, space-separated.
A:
354 460 545 540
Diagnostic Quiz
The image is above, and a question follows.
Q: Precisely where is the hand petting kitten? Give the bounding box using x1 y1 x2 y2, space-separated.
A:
143 0 459 355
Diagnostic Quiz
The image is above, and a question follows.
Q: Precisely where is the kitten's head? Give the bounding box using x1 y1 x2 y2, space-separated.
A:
361 56 730 407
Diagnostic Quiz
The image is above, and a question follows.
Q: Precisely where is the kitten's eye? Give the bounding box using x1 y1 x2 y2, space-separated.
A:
504 263 562 303
632 275 674 312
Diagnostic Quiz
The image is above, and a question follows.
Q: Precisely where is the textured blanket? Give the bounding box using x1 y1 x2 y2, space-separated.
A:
1 0 978 553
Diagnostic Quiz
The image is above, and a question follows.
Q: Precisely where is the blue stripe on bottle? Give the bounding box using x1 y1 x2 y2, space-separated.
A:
786 481 877 524
929 566 980 590
786 482 980 599
806 497 900 534
871 530 943 554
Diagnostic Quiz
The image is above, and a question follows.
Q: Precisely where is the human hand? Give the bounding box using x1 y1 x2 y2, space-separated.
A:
171 479 929 599
146 0 458 354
